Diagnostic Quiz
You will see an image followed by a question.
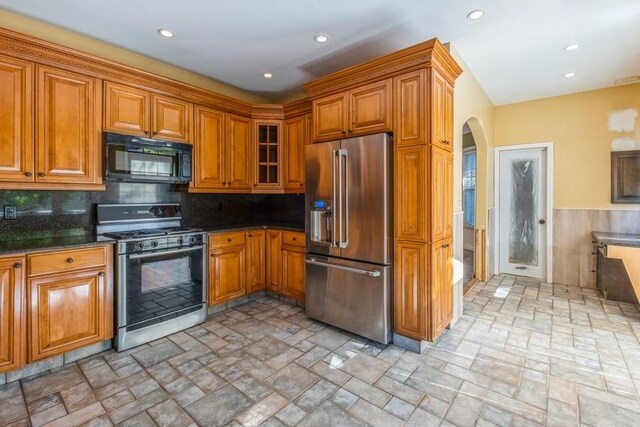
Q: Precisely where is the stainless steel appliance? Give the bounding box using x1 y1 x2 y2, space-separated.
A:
104 132 192 184
97 203 207 351
305 133 392 344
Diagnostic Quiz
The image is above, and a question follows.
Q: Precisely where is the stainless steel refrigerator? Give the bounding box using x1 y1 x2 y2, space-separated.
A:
305 133 392 344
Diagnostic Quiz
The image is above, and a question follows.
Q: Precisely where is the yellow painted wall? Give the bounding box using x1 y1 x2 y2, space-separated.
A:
494 83 640 209
0 9 268 104
450 46 495 229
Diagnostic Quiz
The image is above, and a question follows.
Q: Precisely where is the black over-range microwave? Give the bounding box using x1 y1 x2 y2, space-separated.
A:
104 132 192 184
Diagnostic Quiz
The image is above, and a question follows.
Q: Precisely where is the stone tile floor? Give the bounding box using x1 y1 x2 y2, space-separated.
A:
2 275 640 426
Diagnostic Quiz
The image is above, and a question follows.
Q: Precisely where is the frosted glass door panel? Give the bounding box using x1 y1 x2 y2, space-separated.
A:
499 148 547 280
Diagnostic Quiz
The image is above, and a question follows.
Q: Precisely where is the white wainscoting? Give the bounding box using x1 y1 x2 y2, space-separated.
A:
452 211 464 325
487 207 496 279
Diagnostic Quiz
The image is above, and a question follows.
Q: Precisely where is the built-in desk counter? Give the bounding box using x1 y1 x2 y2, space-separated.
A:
592 232 640 304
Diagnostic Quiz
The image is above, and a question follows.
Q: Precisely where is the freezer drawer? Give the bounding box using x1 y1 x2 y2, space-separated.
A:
305 255 391 344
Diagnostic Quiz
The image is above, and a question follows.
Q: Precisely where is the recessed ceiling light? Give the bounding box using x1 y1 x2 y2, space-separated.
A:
564 44 579 51
564 72 576 78
157 28 175 38
263 73 273 79
314 34 329 43
466 10 484 20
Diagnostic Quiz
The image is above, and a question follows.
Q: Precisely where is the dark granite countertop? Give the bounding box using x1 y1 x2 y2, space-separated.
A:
592 231 640 248
202 223 304 233
0 235 115 256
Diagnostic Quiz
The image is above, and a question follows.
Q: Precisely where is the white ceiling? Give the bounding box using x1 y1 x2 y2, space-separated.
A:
1 0 639 105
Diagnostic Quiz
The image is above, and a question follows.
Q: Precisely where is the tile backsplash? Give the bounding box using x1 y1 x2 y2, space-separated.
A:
0 183 305 241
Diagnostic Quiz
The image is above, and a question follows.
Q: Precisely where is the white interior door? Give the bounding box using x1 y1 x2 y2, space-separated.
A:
498 148 547 280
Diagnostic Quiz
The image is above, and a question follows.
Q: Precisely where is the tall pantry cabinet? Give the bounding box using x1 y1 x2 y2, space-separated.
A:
304 39 462 344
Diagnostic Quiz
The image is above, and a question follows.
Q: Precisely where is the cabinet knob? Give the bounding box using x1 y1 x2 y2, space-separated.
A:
292 237 297 241
25 172 32 177
38 172 45 177
13 262 22 269
341 130 346 135
299 183 303 186
443 140 450 145
348 129 353 134
98 272 105 277
66 257 74 264
248 233 252 237
227 238 232 242
442 244 449 248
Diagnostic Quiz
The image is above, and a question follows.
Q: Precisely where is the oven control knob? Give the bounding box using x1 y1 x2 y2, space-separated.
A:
189 236 197 245
134 242 144 251
151 241 159 248
177 237 184 246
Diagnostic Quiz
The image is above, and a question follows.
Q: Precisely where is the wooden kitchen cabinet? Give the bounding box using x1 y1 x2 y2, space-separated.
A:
0 256 26 374
312 80 392 142
282 246 305 301
393 241 426 340
209 245 246 304
394 70 426 147
226 114 252 190
395 145 428 242
26 245 112 362
254 121 282 192
193 106 226 189
432 70 453 152
0 55 33 182
431 146 453 242
246 230 266 293
266 230 282 293
104 82 191 143
283 115 307 192
431 237 453 337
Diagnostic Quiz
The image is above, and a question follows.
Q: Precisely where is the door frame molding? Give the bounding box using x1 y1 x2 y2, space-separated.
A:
494 142 554 283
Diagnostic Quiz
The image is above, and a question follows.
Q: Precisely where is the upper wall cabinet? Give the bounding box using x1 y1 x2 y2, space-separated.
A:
36 66 102 185
394 70 426 148
283 114 309 192
104 82 192 143
431 70 454 152
0 55 33 182
253 120 282 192
226 114 252 190
312 79 392 142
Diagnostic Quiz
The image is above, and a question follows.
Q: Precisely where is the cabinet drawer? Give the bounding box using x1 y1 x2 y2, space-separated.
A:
28 246 107 277
282 231 305 248
209 231 246 249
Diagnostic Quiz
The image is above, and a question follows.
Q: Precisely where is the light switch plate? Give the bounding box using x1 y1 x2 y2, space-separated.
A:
4 205 17 220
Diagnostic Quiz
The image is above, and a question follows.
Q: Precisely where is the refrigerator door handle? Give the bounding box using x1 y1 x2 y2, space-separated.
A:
305 258 381 277
339 149 349 248
331 149 340 248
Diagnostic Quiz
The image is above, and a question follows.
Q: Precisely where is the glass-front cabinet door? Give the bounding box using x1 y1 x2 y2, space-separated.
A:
254 120 283 192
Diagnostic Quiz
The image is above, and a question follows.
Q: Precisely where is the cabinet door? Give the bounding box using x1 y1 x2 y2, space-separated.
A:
0 55 34 182
444 82 454 151
395 146 427 242
431 238 453 338
431 146 453 242
28 268 108 361
394 70 425 147
0 257 25 373
393 242 426 340
246 231 266 293
104 82 149 137
36 66 101 184
266 230 282 293
226 114 252 190
312 93 347 142
209 245 246 304
283 116 306 192
151 95 192 143
431 71 452 151
349 79 392 136
254 121 282 192
193 106 226 189
282 247 305 301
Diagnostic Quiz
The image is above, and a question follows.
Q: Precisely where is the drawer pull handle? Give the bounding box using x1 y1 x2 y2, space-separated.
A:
98 272 105 277
13 262 22 269
66 257 74 264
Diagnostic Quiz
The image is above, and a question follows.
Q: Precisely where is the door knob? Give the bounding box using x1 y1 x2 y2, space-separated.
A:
539 219 546 225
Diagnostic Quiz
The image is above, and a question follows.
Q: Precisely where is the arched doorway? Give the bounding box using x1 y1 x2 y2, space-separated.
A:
462 121 478 294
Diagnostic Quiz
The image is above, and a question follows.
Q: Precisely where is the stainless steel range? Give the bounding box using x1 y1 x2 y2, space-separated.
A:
97 203 207 351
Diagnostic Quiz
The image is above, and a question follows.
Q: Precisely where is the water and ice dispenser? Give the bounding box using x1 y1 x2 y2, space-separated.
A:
309 200 332 245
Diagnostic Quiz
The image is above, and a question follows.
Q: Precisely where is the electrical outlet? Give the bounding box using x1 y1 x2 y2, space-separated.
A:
4 205 17 220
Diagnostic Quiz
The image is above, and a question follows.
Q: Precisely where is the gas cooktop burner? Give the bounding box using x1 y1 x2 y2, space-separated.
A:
104 227 202 240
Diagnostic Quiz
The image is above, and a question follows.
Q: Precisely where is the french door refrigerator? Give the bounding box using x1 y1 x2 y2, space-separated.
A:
305 133 392 344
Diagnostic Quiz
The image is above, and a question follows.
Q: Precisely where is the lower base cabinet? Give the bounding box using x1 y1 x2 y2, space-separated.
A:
28 268 110 362
431 237 453 338
0 256 26 374
208 229 305 306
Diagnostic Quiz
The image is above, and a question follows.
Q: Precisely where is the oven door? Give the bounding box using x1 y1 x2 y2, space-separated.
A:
118 245 206 331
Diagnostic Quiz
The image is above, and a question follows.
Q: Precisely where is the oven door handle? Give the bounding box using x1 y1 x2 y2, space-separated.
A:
126 245 204 259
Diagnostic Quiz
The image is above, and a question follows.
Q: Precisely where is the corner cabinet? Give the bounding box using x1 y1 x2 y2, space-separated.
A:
253 121 282 192
303 39 461 344
246 230 266 293
0 256 26 374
